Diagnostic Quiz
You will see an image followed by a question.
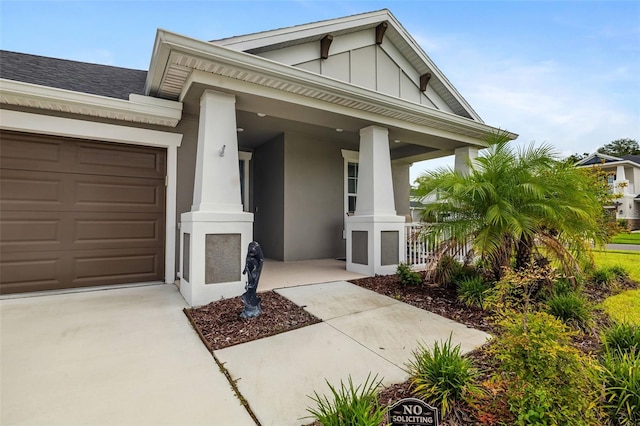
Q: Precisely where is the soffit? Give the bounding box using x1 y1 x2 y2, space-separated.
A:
148 31 516 144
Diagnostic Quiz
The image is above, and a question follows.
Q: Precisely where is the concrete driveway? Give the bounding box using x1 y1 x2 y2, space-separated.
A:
0 284 253 425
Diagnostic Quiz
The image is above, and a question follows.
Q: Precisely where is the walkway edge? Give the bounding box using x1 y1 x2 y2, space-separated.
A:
183 308 261 426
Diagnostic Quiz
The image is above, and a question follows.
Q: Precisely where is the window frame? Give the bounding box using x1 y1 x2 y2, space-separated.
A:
341 149 359 216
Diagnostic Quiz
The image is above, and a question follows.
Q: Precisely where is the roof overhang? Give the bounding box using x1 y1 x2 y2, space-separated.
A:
145 29 517 147
213 9 481 122
0 78 182 127
577 158 640 169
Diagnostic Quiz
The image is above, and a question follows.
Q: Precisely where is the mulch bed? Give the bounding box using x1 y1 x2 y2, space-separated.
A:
350 273 497 334
185 271 639 425
185 291 321 351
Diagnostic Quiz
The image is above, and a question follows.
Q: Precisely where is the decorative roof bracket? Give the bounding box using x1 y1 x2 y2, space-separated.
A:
320 34 333 59
375 22 388 45
420 72 432 92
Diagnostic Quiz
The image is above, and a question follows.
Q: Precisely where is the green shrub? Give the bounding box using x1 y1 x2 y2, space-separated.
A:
545 292 592 330
407 335 481 416
609 265 629 280
490 312 603 425
484 264 556 314
456 276 490 309
601 347 640 425
435 255 467 288
306 374 386 426
602 322 640 355
592 267 615 286
550 278 576 297
396 263 422 286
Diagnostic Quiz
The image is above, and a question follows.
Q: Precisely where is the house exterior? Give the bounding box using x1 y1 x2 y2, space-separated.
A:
576 153 640 230
0 9 516 306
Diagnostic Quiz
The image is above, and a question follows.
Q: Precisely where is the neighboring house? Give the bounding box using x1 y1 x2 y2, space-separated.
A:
0 9 516 305
576 153 640 230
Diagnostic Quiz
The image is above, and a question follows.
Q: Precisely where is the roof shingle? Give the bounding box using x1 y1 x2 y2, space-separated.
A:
0 50 147 100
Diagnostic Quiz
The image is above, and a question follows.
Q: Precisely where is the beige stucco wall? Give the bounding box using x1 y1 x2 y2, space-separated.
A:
253 134 285 260
392 162 411 219
283 132 345 261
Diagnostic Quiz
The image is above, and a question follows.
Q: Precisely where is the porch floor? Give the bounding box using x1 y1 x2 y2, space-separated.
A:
257 258 367 292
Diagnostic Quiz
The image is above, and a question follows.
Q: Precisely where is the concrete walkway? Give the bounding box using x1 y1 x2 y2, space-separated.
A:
1 281 490 426
216 281 490 425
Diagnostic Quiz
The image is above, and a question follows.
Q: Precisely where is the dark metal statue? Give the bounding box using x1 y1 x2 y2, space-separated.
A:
240 241 264 319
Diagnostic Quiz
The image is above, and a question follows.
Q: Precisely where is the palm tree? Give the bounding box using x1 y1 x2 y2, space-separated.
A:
414 131 608 281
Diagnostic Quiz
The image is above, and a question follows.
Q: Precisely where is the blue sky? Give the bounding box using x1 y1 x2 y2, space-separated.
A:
1 0 639 182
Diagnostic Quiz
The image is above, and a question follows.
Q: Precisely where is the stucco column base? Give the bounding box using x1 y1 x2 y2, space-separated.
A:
345 215 406 276
180 211 254 307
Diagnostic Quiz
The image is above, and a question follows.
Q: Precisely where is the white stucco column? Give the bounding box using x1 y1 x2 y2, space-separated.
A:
616 165 629 195
180 89 253 307
355 126 397 216
346 125 405 276
454 146 479 175
192 91 243 212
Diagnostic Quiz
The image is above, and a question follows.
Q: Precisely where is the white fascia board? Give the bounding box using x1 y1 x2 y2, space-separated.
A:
149 30 517 144
212 9 390 51
576 152 622 165
383 13 483 122
0 79 182 127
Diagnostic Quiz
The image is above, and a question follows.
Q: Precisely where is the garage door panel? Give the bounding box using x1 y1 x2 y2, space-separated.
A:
0 248 163 294
0 170 64 209
73 248 162 285
0 131 165 179
0 253 65 294
76 142 165 178
0 134 66 171
1 169 164 213
75 177 164 212
0 216 62 251
74 215 164 249
1 212 163 253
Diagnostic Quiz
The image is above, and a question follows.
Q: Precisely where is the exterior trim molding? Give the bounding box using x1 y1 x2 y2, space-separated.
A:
146 30 517 144
211 9 481 121
0 79 183 127
0 109 183 285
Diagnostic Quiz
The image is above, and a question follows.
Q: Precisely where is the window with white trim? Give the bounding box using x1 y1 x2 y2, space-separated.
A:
342 149 359 215
239 151 252 212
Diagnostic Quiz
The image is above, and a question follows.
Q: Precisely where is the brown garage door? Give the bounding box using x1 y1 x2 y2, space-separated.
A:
0 131 166 294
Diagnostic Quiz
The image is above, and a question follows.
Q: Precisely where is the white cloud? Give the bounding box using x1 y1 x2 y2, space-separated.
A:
409 34 640 183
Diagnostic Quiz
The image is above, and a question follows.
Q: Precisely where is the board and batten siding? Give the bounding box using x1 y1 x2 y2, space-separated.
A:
255 28 451 112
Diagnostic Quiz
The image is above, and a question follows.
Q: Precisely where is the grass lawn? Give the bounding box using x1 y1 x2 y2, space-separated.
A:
593 249 640 282
593 249 640 325
601 290 640 324
610 232 640 244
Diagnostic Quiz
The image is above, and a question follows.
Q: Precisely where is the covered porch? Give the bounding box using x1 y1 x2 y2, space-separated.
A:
146 15 515 307
257 258 366 292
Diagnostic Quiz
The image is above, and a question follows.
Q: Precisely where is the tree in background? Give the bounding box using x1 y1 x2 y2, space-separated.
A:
414 131 609 281
597 138 640 157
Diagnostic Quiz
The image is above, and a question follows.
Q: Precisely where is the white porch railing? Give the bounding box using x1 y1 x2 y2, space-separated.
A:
404 223 470 269
404 223 432 269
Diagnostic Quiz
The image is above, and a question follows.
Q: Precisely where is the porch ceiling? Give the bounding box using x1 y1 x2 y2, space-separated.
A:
182 82 460 162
